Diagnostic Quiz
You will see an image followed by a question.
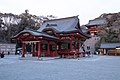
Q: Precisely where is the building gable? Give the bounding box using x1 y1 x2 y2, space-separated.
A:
37 16 79 33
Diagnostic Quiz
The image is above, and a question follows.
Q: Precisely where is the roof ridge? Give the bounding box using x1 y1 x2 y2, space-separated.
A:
24 28 41 33
101 43 120 44
44 15 79 22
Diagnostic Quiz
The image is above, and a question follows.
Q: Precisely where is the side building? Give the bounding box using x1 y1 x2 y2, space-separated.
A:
0 43 16 55
99 43 120 56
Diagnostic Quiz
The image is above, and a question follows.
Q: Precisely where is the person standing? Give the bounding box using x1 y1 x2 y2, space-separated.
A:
0 52 1 58
8 51 10 55
1 51 4 58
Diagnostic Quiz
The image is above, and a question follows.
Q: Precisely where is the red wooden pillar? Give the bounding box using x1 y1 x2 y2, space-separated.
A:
31 43 35 56
55 43 57 56
78 40 80 51
74 41 76 50
70 39 72 50
22 42 25 57
47 41 50 56
38 42 41 58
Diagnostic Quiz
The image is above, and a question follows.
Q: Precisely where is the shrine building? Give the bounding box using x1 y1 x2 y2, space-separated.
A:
12 16 90 58
86 19 107 36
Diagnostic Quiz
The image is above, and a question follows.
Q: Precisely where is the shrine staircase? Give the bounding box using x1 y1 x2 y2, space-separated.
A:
80 36 100 54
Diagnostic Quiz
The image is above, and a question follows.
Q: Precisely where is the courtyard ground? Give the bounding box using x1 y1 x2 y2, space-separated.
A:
0 55 120 80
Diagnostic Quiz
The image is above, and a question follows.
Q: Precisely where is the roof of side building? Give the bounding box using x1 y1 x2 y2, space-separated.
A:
86 19 108 26
100 43 120 49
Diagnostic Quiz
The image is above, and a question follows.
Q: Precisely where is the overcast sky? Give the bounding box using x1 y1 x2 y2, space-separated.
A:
0 0 120 25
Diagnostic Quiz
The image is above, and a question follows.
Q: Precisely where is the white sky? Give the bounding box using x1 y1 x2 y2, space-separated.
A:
0 0 120 25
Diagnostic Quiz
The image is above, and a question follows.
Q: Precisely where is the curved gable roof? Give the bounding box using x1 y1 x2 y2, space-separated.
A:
37 16 79 33
13 29 59 39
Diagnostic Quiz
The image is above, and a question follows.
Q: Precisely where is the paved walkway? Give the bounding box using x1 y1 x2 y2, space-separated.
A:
0 55 120 80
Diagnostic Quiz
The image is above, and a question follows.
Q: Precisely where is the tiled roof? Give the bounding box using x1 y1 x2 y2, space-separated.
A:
86 19 107 26
13 16 90 39
13 29 59 39
100 43 120 48
37 16 79 33
37 16 90 38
